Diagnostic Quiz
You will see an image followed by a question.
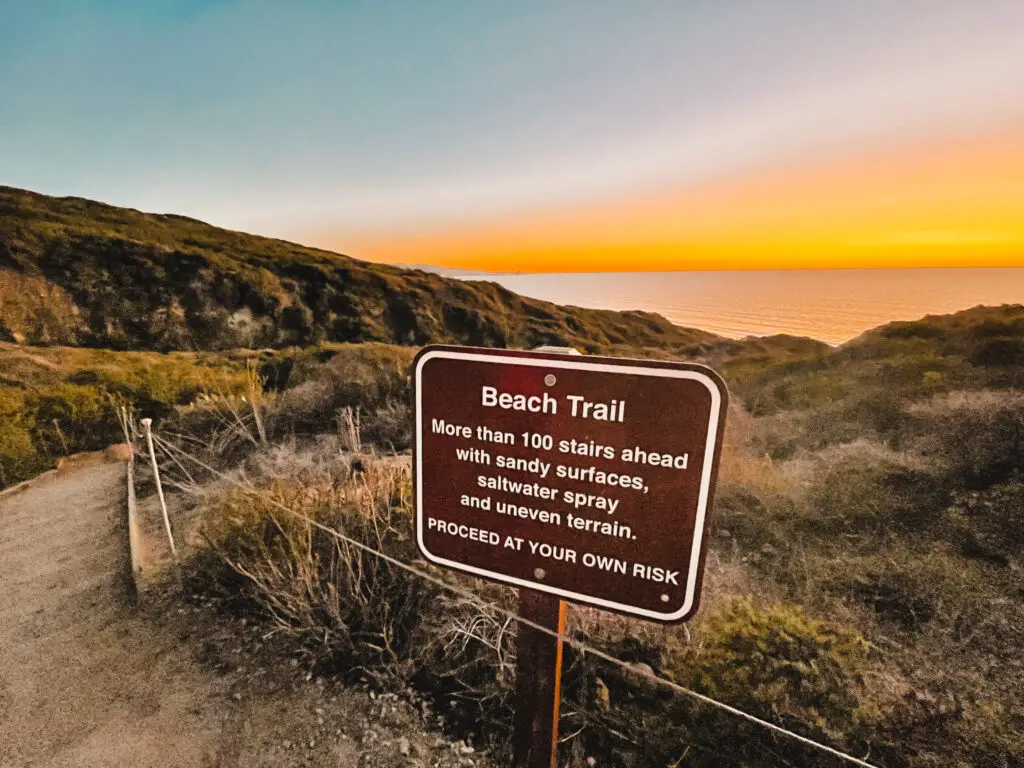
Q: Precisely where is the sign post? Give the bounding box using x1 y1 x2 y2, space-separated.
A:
413 345 728 766
512 589 566 767
511 347 579 768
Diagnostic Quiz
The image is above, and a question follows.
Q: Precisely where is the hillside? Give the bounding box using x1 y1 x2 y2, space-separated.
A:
0 186 718 353
728 305 1024 406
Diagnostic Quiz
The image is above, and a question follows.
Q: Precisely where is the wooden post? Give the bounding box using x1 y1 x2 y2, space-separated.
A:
512 589 566 768
141 418 176 557
118 405 134 459
512 344 579 767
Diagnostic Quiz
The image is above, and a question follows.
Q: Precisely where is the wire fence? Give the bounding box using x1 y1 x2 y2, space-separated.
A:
149 430 881 768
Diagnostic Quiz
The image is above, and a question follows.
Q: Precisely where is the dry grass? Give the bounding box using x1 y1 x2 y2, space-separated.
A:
197 454 424 667
144 357 1024 767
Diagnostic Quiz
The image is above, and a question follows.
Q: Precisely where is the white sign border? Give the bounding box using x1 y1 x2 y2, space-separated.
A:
414 348 724 622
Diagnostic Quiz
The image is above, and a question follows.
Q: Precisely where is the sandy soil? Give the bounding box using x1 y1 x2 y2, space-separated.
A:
0 463 490 768
0 462 227 767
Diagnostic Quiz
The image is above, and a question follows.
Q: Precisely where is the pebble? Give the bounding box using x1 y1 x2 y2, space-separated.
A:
399 736 411 756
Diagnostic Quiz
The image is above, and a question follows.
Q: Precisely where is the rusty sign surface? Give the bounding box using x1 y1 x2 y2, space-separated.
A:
413 345 728 622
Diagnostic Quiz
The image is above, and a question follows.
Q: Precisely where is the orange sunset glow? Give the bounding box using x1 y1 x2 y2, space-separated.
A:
334 131 1024 273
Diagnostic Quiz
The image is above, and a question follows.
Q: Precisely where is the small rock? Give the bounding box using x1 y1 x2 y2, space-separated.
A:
593 678 610 712
399 737 411 756
283 740 292 749
587 758 597 767
232 692 242 701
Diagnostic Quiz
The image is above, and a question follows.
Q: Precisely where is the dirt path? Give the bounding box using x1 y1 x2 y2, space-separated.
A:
0 463 492 768
0 341 61 371
0 462 227 767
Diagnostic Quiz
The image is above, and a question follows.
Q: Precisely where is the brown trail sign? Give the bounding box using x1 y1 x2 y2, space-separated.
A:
412 345 728 765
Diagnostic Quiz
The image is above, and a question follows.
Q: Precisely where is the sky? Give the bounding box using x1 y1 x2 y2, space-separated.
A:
1 0 1023 271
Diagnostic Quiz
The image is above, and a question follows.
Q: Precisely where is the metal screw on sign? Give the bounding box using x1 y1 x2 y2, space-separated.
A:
511 345 580 768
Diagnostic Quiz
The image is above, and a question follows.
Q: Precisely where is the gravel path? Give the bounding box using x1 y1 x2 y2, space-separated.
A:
0 462 227 767
0 462 492 768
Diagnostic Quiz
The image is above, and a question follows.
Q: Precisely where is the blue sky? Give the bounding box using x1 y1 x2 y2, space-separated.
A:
1 0 1023 247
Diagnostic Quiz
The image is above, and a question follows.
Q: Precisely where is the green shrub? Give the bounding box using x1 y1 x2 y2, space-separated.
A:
824 547 992 632
268 344 415 449
807 456 949 536
712 482 801 554
879 691 1024 768
942 481 1024 563
689 598 872 736
560 598 876 767
908 390 1024 489
0 386 47 486
0 345 251 488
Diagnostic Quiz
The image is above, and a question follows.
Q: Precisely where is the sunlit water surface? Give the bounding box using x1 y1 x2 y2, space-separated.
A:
441 268 1024 345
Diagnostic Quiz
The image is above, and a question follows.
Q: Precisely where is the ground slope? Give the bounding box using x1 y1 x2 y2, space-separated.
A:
0 461 226 767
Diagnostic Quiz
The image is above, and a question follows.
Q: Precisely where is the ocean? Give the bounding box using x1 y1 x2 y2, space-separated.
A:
441 267 1024 345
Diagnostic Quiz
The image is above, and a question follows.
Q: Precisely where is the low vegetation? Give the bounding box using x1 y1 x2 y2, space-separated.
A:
0 344 255 487
5 301 1024 765
116 303 1020 767
0 341 412 488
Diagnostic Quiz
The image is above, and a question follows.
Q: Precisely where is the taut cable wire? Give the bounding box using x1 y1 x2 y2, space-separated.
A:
152 433 880 768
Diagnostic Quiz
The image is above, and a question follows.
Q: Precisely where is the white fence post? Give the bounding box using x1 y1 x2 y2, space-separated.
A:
141 418 176 557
